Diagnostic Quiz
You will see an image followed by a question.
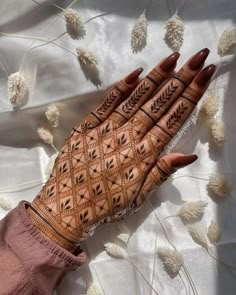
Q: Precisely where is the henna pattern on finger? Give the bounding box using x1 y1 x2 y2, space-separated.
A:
121 80 150 114
96 91 119 116
150 81 179 113
166 102 189 129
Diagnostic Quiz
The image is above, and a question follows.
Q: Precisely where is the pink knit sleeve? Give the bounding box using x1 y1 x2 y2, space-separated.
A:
0 200 87 295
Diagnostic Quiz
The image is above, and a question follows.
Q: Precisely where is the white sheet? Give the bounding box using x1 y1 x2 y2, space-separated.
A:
0 0 236 294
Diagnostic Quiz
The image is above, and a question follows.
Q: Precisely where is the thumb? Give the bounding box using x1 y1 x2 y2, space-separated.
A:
160 153 198 171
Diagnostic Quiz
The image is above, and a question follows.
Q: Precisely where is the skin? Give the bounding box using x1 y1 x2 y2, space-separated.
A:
26 48 216 252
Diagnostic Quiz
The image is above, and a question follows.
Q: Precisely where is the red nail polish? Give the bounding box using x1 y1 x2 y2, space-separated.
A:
172 154 198 168
188 48 210 70
125 68 143 84
195 64 216 86
160 52 180 72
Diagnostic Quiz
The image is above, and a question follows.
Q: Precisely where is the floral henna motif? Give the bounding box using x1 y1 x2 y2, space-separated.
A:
122 81 150 114
166 102 188 129
150 81 179 113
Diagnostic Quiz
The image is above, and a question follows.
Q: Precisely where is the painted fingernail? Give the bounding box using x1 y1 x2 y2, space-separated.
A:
125 67 143 84
173 154 198 168
195 64 216 86
188 48 210 70
160 52 180 72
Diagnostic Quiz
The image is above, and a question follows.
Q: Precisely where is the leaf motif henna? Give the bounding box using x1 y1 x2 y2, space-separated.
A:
101 122 111 135
118 133 127 145
150 81 178 113
166 102 188 129
125 168 134 180
88 149 97 160
46 185 55 197
76 173 85 184
122 80 150 114
97 92 118 116
93 184 103 195
72 140 81 151
112 195 121 209
106 158 114 169
59 163 68 174
137 143 145 154
61 199 71 211
80 210 89 223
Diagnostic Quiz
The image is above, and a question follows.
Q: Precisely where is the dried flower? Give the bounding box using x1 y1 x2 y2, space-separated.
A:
218 27 236 57
0 195 14 211
76 48 98 67
198 94 218 120
86 284 102 295
179 201 208 222
157 247 183 276
45 104 60 127
210 118 225 146
64 8 85 39
104 242 128 258
37 127 54 145
131 12 148 53
208 175 232 198
164 14 184 52
117 233 130 245
45 152 59 178
207 221 222 245
188 225 208 249
8 72 28 109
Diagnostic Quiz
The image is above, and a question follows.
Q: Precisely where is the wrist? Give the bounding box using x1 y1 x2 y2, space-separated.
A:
26 204 77 252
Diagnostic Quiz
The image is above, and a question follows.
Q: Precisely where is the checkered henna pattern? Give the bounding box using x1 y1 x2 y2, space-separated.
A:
27 49 215 251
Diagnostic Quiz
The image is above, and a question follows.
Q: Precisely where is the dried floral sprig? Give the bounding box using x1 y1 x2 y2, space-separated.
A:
45 104 60 127
45 152 59 178
218 27 236 57
208 175 233 198
207 221 222 245
76 48 98 67
131 12 148 53
104 243 128 258
86 284 102 295
164 14 184 52
157 247 183 277
7 72 28 110
64 8 86 39
0 194 14 211
198 94 219 120
117 233 130 245
188 224 208 249
179 201 208 222
210 118 225 146
37 127 54 145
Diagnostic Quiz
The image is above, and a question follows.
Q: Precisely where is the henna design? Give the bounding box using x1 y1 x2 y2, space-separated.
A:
88 149 97 160
101 122 111 135
137 143 145 154
61 199 71 211
72 140 81 151
118 133 127 145
125 168 134 181
166 102 188 129
150 81 178 113
96 92 118 115
122 81 150 114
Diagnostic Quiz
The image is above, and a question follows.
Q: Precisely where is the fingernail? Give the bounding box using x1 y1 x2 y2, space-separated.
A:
160 52 180 72
173 154 198 168
188 48 210 70
125 67 143 84
195 64 216 86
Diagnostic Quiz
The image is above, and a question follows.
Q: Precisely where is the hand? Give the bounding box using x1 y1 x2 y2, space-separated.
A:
27 48 215 251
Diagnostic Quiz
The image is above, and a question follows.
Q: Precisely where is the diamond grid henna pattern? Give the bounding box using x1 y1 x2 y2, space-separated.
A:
29 117 159 244
27 51 213 249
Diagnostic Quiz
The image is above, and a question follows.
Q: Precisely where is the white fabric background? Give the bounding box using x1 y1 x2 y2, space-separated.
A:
0 0 236 294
